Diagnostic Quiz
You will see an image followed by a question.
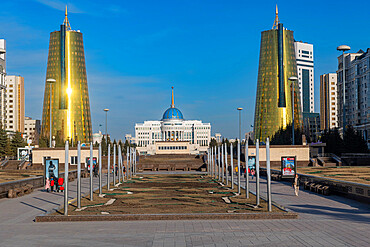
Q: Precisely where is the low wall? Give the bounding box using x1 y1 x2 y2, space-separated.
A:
260 168 370 203
0 170 80 199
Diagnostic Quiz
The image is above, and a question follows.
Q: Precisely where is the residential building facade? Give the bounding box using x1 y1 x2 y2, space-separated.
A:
320 73 338 130
5 75 24 134
337 48 369 148
295 41 314 113
24 117 41 144
0 39 6 128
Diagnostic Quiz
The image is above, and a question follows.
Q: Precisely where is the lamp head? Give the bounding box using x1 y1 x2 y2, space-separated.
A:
104 109 109 112
46 78 56 83
237 107 243 111
289 76 298 81
337 45 351 51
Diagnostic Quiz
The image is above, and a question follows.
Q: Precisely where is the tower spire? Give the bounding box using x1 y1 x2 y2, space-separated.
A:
63 5 71 30
272 4 280 29
171 86 175 108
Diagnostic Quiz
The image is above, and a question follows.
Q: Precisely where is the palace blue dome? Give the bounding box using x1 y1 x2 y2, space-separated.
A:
162 107 184 120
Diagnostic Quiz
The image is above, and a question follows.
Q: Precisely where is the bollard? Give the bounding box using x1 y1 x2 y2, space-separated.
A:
256 139 260 206
90 142 93 201
107 144 111 191
225 143 228 186
77 141 81 208
245 141 249 199
64 141 69 215
221 144 224 183
113 144 116 185
266 137 272 211
99 142 102 196
230 144 234 190
237 140 241 194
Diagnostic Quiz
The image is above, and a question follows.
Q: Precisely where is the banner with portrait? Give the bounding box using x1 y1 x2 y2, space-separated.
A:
281 156 296 178
44 159 59 180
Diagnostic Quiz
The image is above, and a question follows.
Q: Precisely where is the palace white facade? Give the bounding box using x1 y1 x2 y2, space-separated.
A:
135 88 211 155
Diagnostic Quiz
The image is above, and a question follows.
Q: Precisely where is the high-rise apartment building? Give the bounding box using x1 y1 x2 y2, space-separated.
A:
41 8 92 145
320 73 338 130
295 41 314 113
0 39 6 128
5 75 25 134
24 116 41 145
254 7 303 142
337 48 369 147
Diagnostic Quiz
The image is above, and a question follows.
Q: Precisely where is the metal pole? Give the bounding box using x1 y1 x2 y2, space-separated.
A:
113 144 116 185
126 147 129 179
221 144 224 183
266 137 272 212
118 145 121 184
292 81 295 145
225 143 228 186
256 139 260 206
342 50 346 131
107 144 110 190
217 145 221 181
90 142 93 201
212 147 215 177
99 142 102 196
245 140 249 199
77 141 81 208
64 140 69 215
49 83 52 148
134 148 136 175
237 140 241 194
230 144 234 189
239 111 241 141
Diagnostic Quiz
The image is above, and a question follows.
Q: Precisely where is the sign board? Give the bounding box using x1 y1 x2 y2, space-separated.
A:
85 157 97 169
281 156 296 178
17 147 30 161
44 158 59 181
247 156 256 169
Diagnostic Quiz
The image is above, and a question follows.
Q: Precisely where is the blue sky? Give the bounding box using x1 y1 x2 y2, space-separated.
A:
1 0 369 140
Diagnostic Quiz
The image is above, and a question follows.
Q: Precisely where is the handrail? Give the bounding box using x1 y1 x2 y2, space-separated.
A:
0 158 9 168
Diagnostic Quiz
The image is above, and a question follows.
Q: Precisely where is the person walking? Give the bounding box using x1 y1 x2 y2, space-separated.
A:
251 168 255 180
293 174 300 196
45 178 50 192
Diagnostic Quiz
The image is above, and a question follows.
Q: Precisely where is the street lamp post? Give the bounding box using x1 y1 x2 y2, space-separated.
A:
237 108 243 142
47 78 56 148
288 76 298 145
104 109 109 140
337 45 351 132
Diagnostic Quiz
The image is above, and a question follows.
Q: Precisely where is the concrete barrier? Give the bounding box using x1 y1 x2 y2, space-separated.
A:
0 170 81 199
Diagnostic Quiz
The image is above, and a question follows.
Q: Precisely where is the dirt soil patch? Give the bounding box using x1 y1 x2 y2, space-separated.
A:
299 166 370 185
56 174 283 216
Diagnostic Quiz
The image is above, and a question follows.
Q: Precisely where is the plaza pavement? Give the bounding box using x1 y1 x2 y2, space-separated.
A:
0 172 369 247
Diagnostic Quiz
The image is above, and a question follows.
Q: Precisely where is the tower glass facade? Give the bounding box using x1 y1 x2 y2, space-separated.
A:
254 15 303 142
41 13 92 145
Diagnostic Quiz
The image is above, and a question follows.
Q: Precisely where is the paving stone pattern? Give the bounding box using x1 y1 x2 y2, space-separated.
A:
0 172 369 246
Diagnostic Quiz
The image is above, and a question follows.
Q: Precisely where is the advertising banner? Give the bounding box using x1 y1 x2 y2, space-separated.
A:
247 156 256 169
45 159 59 180
17 148 30 161
86 157 97 169
281 156 296 178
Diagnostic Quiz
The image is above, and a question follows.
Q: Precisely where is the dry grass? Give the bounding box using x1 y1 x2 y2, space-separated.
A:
299 166 370 185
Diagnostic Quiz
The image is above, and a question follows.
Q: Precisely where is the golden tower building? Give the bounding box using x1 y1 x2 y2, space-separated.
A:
253 6 303 142
41 7 92 145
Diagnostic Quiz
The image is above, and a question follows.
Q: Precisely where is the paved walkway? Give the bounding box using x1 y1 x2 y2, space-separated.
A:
0 172 369 246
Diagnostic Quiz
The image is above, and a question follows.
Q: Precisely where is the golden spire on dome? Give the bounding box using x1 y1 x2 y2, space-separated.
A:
272 4 280 29
63 5 71 30
171 86 175 108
